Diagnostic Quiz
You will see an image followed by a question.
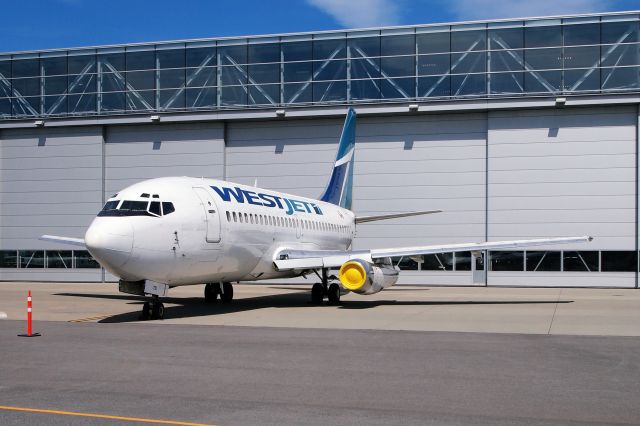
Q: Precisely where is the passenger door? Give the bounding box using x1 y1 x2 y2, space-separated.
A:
192 187 221 243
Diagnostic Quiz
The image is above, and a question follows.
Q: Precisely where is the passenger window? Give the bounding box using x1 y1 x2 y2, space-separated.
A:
162 202 175 215
149 201 161 216
226 211 231 222
233 212 237 222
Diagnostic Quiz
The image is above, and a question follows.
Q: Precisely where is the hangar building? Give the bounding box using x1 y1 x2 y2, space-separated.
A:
0 11 639 287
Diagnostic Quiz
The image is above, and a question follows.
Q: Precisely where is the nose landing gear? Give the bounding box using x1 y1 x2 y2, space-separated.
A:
204 282 234 304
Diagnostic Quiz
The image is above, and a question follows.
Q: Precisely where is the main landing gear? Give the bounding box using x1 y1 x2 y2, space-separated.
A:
311 268 341 305
204 282 234 304
141 295 164 320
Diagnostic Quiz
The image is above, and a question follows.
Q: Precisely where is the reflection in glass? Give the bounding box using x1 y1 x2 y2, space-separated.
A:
526 251 561 271
422 253 453 270
490 72 524 94
349 58 380 100
601 251 636 272
313 80 346 102
490 251 524 271
219 45 248 106
396 256 419 270
489 27 523 50
455 252 471 271
564 68 600 91
19 250 45 268
451 30 486 52
525 26 561 48
74 250 100 268
602 66 639 90
564 251 599 271
47 250 73 268
0 250 18 268
452 74 486 96
418 75 450 97
564 24 600 46
418 54 449 76
417 32 450 54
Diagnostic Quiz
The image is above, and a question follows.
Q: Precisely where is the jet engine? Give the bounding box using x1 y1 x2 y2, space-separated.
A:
338 259 399 295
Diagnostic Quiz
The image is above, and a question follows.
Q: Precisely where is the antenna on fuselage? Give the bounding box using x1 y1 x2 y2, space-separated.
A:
254 177 258 187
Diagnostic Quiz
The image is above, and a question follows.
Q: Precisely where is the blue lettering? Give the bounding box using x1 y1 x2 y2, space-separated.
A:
211 186 245 203
283 198 295 215
301 201 313 213
258 193 277 207
243 190 263 206
291 200 306 213
211 185 324 216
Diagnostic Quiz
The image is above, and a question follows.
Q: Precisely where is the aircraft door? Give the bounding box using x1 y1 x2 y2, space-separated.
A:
192 187 221 243
471 251 486 285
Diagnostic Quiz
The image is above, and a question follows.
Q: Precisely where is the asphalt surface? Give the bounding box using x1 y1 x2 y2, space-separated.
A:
1 320 639 425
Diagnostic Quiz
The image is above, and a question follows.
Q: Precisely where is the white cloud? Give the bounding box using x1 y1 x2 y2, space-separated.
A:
444 0 610 21
307 0 401 28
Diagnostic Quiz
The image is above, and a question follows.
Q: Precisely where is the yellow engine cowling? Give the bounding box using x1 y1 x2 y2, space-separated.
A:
338 259 399 295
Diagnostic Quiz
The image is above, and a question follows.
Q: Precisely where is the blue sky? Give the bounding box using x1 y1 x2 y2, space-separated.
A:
1 0 638 53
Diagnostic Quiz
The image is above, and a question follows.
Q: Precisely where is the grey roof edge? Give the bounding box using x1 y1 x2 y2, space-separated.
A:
0 9 639 57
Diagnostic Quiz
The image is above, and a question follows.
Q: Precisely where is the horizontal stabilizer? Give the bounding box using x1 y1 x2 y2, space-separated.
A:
40 235 86 247
355 210 442 224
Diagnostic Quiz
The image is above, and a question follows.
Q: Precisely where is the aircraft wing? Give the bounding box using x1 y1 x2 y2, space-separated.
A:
273 236 592 271
355 210 442 224
40 235 86 247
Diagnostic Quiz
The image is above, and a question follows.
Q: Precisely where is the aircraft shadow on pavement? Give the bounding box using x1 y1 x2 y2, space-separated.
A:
53 291 573 322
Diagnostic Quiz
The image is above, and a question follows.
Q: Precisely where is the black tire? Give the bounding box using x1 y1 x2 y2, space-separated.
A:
141 302 151 321
220 282 233 303
204 283 218 303
156 303 165 320
327 283 341 304
311 283 324 304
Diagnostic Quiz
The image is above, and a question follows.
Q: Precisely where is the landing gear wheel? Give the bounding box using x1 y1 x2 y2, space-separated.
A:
141 302 152 320
220 282 234 304
152 302 165 320
327 283 341 304
311 283 324 304
204 283 219 303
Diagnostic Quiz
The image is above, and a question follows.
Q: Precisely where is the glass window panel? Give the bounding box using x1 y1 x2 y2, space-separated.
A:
525 48 562 70
68 71 96 95
525 70 561 92
187 66 216 87
602 66 639 90
68 54 96 74
126 50 155 71
12 77 40 97
68 93 96 114
314 59 346 81
126 70 154 90
47 250 73 268
282 41 312 62
42 56 67 76
220 44 247 65
284 61 312 83
348 36 380 58
564 23 600 46
160 89 185 110
601 21 639 44
350 78 380 100
601 43 639 67
101 72 126 92
381 55 414 77
44 95 67 115
526 251 561 271
564 68 600 91
601 251 637 272
126 90 154 111
564 46 599 69
452 73 486 96
75 250 100 268
489 72 524 94
564 251 599 272
0 250 18 268
417 32 450 54
422 253 453 270
13 96 40 116
381 77 414 98
350 57 381 80
381 34 414 56
490 251 524 271
455 252 471 271
489 50 524 72
313 80 346 102
19 250 45 268
248 83 279 105
418 54 449 75
525 26 562 48
44 76 67 95
220 84 247 106
12 59 39 78
489 27 523 50
248 43 280 64
418 75 450 97
314 38 346 60
0 61 11 79
283 82 312 103
157 49 185 69
452 30 486 52
159 68 185 89
186 47 216 68
101 92 126 111
451 51 486 73
98 53 125 72
397 257 419 270
186 87 216 108
248 63 279 84
0 98 11 116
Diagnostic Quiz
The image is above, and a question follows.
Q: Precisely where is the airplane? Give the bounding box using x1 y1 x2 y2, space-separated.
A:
42 108 592 320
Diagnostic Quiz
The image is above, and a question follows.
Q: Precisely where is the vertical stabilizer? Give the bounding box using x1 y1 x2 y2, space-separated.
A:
319 107 356 210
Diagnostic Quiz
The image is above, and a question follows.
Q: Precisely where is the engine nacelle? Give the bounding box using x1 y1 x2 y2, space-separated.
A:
338 259 399 295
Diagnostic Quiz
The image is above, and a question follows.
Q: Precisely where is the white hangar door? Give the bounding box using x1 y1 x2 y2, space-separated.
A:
487 106 637 288
226 114 488 286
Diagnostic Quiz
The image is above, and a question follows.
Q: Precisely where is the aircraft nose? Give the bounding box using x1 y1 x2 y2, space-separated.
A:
84 219 134 268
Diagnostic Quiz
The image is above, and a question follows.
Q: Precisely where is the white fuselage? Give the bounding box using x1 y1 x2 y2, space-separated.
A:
85 177 355 285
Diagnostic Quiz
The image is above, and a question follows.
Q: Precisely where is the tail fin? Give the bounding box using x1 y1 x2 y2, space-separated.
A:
319 107 356 210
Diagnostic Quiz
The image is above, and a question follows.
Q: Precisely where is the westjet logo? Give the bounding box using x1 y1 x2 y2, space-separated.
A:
211 186 323 216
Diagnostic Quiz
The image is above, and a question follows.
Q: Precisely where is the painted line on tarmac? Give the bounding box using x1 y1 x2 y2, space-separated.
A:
0 405 218 426
68 315 111 323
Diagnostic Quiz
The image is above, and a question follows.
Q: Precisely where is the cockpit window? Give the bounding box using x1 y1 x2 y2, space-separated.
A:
162 202 175 215
149 201 161 216
98 199 175 217
103 200 119 211
120 200 149 211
